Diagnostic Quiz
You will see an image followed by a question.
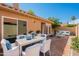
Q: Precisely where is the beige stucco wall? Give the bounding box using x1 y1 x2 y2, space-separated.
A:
0 4 52 55
0 8 52 34
0 9 42 33
27 18 41 32
75 24 79 36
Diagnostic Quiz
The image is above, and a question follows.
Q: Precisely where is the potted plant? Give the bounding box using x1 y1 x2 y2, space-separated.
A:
36 30 41 34
28 31 33 34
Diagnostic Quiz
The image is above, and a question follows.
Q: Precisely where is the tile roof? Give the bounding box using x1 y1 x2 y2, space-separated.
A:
0 3 53 24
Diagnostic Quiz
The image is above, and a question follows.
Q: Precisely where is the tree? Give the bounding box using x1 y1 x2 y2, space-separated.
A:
70 16 79 36
71 16 76 24
48 17 61 36
28 9 35 15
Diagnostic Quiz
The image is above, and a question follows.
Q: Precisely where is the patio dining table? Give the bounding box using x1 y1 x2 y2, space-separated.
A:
16 36 45 56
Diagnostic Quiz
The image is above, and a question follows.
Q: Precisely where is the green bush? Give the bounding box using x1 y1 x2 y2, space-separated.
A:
66 24 76 27
71 37 79 51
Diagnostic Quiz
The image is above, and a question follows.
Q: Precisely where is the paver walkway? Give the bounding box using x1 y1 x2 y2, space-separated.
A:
49 36 69 56
63 36 72 56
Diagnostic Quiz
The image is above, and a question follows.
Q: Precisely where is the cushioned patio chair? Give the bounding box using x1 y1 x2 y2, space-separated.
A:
17 35 27 40
40 39 51 56
1 39 19 56
22 43 41 56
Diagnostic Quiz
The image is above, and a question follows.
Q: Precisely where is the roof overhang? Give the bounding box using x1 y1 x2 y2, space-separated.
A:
0 4 53 24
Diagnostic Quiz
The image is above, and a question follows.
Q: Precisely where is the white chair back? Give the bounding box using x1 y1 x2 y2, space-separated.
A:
1 39 19 56
41 34 47 37
41 39 51 53
17 35 26 40
37 34 41 36
26 34 32 40
41 34 47 41
23 43 41 56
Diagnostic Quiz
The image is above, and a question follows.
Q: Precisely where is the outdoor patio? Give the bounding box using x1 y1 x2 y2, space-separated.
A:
39 36 69 56
0 35 69 56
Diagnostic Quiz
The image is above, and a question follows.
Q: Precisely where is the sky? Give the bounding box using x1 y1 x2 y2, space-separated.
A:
19 3 79 23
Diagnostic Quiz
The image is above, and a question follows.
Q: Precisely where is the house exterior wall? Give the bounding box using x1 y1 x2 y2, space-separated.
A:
75 24 79 36
27 17 41 32
0 4 52 55
0 9 41 33
0 7 52 34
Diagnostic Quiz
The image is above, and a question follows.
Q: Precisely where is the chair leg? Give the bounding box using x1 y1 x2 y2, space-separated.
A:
49 50 51 56
43 53 45 56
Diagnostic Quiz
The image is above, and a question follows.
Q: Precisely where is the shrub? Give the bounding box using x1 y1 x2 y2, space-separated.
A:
66 24 76 27
71 37 79 51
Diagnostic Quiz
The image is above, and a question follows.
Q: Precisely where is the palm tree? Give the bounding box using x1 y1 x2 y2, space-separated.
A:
71 16 79 36
48 17 61 36
71 16 76 24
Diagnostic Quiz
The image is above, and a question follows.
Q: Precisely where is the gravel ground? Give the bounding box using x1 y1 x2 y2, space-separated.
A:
49 36 69 56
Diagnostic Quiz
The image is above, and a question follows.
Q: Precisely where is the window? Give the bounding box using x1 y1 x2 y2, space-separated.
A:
18 20 27 35
3 17 17 43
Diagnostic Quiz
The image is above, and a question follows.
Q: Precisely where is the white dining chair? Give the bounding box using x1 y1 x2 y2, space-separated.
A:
40 39 51 56
1 39 19 56
41 34 47 41
41 34 47 38
22 43 41 56
16 35 26 40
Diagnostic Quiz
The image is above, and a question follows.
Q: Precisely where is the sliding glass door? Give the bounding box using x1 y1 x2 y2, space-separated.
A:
18 20 27 35
3 17 17 43
2 17 27 43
